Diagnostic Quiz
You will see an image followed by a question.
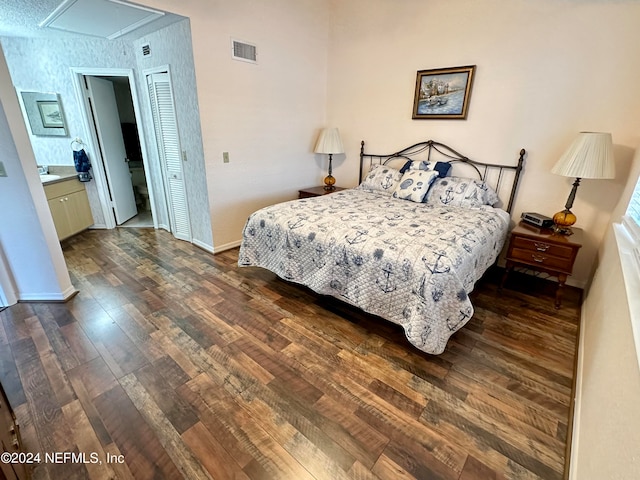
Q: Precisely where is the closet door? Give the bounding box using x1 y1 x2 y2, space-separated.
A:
146 71 191 241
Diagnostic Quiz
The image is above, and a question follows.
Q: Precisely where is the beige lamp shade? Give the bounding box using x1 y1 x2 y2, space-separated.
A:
314 128 344 191
314 128 344 155
550 132 615 234
551 132 615 179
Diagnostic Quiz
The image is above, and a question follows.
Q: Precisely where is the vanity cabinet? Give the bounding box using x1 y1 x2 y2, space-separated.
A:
44 178 93 241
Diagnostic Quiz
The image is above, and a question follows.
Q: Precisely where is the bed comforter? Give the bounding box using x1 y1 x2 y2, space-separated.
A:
238 189 509 354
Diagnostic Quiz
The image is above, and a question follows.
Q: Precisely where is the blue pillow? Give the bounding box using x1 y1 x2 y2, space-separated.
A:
403 160 451 178
399 160 412 173
433 162 451 178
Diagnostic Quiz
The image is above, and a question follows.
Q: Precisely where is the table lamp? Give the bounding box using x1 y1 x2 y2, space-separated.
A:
314 128 344 191
551 132 615 234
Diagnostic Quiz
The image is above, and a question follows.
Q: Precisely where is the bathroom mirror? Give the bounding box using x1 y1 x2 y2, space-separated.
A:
18 90 67 136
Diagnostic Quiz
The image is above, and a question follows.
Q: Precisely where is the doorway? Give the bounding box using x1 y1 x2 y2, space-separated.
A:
72 68 158 230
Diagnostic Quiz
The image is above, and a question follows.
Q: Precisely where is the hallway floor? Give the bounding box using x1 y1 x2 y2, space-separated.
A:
120 210 153 228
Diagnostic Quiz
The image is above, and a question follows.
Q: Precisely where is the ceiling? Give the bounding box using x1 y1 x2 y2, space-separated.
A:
0 0 183 40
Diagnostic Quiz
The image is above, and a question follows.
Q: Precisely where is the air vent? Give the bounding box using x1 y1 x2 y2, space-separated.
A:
231 39 257 64
141 43 151 57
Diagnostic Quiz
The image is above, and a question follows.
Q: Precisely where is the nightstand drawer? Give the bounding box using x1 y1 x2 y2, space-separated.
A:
502 222 583 308
510 248 574 272
511 236 574 259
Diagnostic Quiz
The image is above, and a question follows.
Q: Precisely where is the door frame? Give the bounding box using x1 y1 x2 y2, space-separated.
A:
71 67 159 230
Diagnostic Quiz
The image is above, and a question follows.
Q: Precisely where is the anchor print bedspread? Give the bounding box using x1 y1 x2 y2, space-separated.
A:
238 189 509 354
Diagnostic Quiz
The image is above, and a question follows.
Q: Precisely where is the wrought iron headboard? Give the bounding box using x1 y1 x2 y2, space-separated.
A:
359 140 525 213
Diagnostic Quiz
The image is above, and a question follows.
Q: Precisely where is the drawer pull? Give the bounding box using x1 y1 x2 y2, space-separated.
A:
532 254 546 263
534 242 550 252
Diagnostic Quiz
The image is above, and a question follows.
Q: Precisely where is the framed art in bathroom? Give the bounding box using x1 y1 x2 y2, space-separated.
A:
37 100 64 128
18 90 68 136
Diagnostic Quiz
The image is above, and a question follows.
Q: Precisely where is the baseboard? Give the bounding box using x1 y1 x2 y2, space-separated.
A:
192 238 214 253
567 295 587 479
18 285 79 302
213 239 242 252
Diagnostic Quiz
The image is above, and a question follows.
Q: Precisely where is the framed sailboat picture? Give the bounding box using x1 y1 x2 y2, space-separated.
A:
37 100 65 128
18 90 67 136
412 65 476 120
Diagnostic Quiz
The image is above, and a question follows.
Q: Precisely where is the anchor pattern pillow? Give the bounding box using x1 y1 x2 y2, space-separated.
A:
392 169 439 202
356 164 402 195
424 176 500 208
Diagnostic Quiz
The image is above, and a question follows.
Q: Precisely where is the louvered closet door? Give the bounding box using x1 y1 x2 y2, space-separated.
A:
147 72 191 241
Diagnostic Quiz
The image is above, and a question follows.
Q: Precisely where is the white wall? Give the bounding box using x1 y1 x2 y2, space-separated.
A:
139 0 331 250
571 145 640 479
0 48 75 302
326 0 640 288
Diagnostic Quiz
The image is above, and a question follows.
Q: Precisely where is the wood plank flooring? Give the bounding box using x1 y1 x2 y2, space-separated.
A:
0 228 581 480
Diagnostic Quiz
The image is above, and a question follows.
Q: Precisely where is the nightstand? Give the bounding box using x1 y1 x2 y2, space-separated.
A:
501 221 583 308
298 186 347 199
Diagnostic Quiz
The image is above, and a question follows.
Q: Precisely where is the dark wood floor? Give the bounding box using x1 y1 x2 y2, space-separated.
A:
0 228 581 480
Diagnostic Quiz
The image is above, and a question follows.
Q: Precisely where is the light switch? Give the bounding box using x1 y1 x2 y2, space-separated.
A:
223 152 230 163
0 161 7 177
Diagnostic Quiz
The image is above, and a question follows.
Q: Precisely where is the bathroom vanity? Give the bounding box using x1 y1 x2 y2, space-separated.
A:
43 176 93 241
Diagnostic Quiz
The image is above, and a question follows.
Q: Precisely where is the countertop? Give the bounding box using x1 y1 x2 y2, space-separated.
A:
42 173 79 186
41 166 79 186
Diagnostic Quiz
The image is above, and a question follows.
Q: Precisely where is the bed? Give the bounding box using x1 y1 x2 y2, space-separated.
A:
238 140 525 354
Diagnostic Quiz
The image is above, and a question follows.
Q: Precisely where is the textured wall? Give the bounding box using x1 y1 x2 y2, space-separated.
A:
1 19 212 247
134 19 212 249
1 35 139 227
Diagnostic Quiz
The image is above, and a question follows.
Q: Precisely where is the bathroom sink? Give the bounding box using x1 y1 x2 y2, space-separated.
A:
40 174 61 183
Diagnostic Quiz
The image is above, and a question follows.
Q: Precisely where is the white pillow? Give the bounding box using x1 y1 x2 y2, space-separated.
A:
392 169 439 203
408 160 431 171
357 164 402 194
424 176 500 207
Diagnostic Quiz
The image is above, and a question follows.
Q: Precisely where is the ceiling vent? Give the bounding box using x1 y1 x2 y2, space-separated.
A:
231 39 257 64
141 43 151 57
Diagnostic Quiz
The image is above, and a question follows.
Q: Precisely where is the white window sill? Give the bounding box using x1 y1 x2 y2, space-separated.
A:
613 221 640 370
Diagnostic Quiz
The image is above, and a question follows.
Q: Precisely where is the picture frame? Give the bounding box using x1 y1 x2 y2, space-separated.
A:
37 100 64 128
412 65 476 120
18 91 67 136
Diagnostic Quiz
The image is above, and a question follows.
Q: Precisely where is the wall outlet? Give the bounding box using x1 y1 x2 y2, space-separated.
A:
223 152 230 163
0 161 7 177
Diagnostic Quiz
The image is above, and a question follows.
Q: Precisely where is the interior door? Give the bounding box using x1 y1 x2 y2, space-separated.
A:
86 76 137 225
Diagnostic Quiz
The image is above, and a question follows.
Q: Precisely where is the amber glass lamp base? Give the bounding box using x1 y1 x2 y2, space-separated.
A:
553 209 576 235
324 174 336 191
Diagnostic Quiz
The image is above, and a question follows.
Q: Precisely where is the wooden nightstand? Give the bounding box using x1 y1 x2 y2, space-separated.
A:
298 186 347 199
501 221 583 308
